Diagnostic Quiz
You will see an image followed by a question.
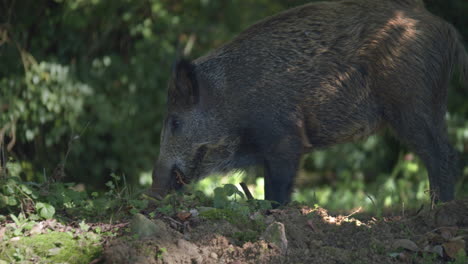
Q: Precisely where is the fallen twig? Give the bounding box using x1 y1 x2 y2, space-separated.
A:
164 216 183 227
240 182 254 200
345 207 362 218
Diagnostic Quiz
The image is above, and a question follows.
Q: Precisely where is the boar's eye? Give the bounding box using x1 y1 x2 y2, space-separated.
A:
170 117 181 133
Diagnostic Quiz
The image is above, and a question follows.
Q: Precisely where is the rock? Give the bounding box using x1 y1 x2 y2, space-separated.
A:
392 239 420 252
190 209 199 217
260 222 288 253
424 245 444 257
177 239 199 256
30 222 44 235
210 252 218 259
130 213 168 239
176 239 203 263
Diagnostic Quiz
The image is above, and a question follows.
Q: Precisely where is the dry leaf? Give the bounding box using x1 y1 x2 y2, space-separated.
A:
177 211 192 221
48 247 62 256
442 239 466 259
392 239 420 252
30 222 44 235
449 236 465 242
0 227 5 241
300 207 314 215
439 226 458 240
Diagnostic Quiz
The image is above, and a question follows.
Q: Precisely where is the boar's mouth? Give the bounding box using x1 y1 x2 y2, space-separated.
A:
168 145 210 191
171 165 188 190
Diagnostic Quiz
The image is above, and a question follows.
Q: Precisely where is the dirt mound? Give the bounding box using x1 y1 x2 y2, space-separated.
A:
103 199 468 263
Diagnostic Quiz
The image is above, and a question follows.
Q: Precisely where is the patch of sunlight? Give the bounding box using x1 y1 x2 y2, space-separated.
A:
404 161 419 173
384 195 393 207
416 181 429 200
194 171 247 196
251 177 265 199
139 171 152 187
293 187 332 206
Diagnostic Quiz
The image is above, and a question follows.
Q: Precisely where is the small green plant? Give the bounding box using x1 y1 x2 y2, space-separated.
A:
103 173 148 217
79 220 90 232
213 184 245 209
8 213 36 237
12 248 25 262
194 184 269 245
421 252 438 264
35 202 55 219
156 247 167 260
155 203 173 215
0 172 151 225
247 199 273 211
452 250 467 264
0 176 38 213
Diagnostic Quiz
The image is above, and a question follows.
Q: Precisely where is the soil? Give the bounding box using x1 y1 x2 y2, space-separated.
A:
102 199 468 264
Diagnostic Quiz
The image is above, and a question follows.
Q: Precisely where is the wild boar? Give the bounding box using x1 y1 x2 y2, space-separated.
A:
149 0 468 204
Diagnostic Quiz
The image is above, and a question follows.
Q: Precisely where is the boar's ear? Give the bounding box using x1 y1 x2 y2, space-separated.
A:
168 59 199 107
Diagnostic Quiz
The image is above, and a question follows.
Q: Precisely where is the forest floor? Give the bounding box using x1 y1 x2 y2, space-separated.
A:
1 191 467 264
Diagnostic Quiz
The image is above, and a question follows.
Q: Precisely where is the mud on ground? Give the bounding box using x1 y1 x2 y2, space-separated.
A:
103 199 468 264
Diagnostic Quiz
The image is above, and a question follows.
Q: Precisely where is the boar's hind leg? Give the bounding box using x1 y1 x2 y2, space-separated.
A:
387 110 457 202
263 137 302 206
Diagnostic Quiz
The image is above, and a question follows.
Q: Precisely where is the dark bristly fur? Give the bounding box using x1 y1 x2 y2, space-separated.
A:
150 0 468 204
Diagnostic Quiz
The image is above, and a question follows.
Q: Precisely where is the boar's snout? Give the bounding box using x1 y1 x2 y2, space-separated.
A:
148 160 186 200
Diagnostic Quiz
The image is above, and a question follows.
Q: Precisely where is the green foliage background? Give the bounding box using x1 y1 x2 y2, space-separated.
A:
1 0 467 210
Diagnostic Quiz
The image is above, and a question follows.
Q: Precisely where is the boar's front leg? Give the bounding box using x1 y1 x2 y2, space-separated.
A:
263 136 302 205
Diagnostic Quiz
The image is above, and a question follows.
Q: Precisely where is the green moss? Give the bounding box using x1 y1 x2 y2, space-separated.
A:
0 231 102 263
232 230 259 243
200 208 267 244
199 208 242 223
